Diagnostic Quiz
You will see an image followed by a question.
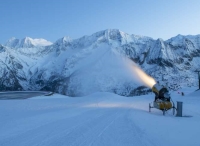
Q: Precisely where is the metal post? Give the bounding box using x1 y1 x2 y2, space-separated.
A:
176 101 183 117
195 70 200 90
198 72 200 90
173 102 175 115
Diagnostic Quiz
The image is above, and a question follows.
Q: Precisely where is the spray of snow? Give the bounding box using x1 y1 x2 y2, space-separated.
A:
125 60 156 88
133 66 156 88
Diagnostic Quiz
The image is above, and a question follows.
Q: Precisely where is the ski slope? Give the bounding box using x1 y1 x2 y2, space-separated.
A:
0 88 200 146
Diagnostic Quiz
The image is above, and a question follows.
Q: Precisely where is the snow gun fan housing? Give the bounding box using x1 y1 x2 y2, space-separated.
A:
152 83 170 101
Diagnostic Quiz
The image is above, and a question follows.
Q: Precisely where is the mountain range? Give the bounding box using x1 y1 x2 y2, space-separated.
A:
0 29 200 96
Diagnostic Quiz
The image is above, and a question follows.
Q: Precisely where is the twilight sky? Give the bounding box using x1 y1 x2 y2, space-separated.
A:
0 0 200 43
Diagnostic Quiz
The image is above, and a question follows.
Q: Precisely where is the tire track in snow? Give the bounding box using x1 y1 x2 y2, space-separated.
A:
46 108 121 146
85 108 158 146
69 108 121 146
0 108 108 146
0 96 159 146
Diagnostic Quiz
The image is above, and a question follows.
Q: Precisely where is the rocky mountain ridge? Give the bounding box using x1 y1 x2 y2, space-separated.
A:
0 29 200 96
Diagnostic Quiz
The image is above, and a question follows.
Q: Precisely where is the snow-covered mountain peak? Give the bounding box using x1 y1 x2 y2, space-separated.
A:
104 29 124 40
166 34 200 50
55 36 73 44
7 37 17 41
131 34 152 40
5 37 20 48
157 38 164 41
62 36 72 42
5 37 52 48
166 34 199 44
52 36 73 54
87 29 122 40
104 29 153 44
104 28 122 34
176 34 184 38
20 37 52 47
1 30 200 96
20 37 34 48
85 29 153 47
166 34 185 44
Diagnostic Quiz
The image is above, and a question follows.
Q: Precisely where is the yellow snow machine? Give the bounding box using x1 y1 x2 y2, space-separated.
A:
149 83 176 115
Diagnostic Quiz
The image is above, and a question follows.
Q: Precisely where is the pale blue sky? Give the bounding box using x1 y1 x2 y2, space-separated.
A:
0 0 200 43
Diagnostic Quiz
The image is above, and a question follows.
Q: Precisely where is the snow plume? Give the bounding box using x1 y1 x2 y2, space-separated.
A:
126 61 156 88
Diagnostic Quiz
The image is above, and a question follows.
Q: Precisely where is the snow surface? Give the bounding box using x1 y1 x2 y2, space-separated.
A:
0 88 200 146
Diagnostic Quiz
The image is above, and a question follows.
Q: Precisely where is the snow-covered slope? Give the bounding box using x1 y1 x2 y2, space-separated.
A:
0 89 199 146
1 29 200 96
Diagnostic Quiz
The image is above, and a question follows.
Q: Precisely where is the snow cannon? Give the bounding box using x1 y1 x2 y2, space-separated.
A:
149 83 176 115
152 83 170 101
